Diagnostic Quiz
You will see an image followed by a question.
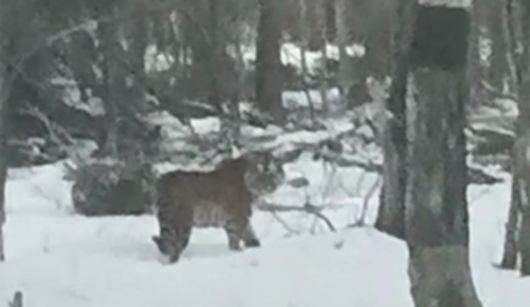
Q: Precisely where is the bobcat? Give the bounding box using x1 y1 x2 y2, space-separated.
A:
152 151 285 263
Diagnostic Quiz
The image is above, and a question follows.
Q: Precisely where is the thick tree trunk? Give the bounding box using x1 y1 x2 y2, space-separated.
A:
503 0 530 276
375 0 417 240
0 127 4 261
406 69 482 307
513 130 530 275
256 0 284 123
0 66 10 262
403 3 483 306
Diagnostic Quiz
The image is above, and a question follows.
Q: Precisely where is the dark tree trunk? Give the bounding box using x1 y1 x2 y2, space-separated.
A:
406 70 483 307
512 130 530 275
488 9 509 89
404 4 483 306
207 0 222 111
0 14 15 260
503 0 530 276
499 174 521 269
256 0 284 123
375 0 416 240
0 48 13 262
0 86 7 262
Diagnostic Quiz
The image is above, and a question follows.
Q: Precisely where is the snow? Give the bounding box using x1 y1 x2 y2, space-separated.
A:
419 0 473 8
0 150 527 307
279 43 364 76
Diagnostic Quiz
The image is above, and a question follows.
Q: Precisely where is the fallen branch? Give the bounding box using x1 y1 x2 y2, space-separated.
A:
257 202 336 232
315 148 504 185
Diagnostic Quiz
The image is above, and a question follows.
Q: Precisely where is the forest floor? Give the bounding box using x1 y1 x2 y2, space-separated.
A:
0 149 527 307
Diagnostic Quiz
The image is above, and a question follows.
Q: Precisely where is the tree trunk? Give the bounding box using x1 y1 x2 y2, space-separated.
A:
207 0 222 111
255 0 284 123
406 69 483 307
483 0 509 90
334 0 350 99
0 60 10 262
512 129 530 275
403 3 483 306
0 107 5 262
499 174 521 269
375 0 416 240
503 0 530 276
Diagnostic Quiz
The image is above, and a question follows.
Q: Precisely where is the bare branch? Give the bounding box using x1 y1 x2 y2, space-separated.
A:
8 1 177 87
270 210 300 236
257 202 336 232
480 80 519 103
352 174 382 227
18 104 85 172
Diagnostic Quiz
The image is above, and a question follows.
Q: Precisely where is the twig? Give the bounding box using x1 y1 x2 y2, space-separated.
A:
480 80 519 103
258 202 336 232
19 105 84 170
351 174 382 227
8 1 177 83
270 210 299 236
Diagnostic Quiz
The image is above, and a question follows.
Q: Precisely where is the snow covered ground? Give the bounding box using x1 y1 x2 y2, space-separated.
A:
0 152 527 307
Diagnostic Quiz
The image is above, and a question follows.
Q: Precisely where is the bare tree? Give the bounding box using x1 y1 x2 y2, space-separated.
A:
375 0 484 305
374 0 414 240
405 2 483 306
0 67 7 262
255 0 284 123
499 0 530 276
0 0 33 262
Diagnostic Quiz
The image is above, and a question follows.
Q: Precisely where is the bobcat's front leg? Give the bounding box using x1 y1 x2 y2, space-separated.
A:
242 221 260 248
164 224 192 263
225 218 260 251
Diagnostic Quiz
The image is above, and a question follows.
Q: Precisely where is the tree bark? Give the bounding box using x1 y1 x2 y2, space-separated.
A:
404 3 483 306
406 69 482 307
335 0 350 97
255 0 284 123
512 130 530 275
0 107 7 262
503 0 530 276
375 0 417 240
0 57 10 262
499 174 521 269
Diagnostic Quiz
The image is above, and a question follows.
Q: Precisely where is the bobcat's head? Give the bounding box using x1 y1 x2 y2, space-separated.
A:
243 151 285 197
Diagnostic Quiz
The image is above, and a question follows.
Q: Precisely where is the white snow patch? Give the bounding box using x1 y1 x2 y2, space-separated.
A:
419 0 473 7
0 154 527 307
